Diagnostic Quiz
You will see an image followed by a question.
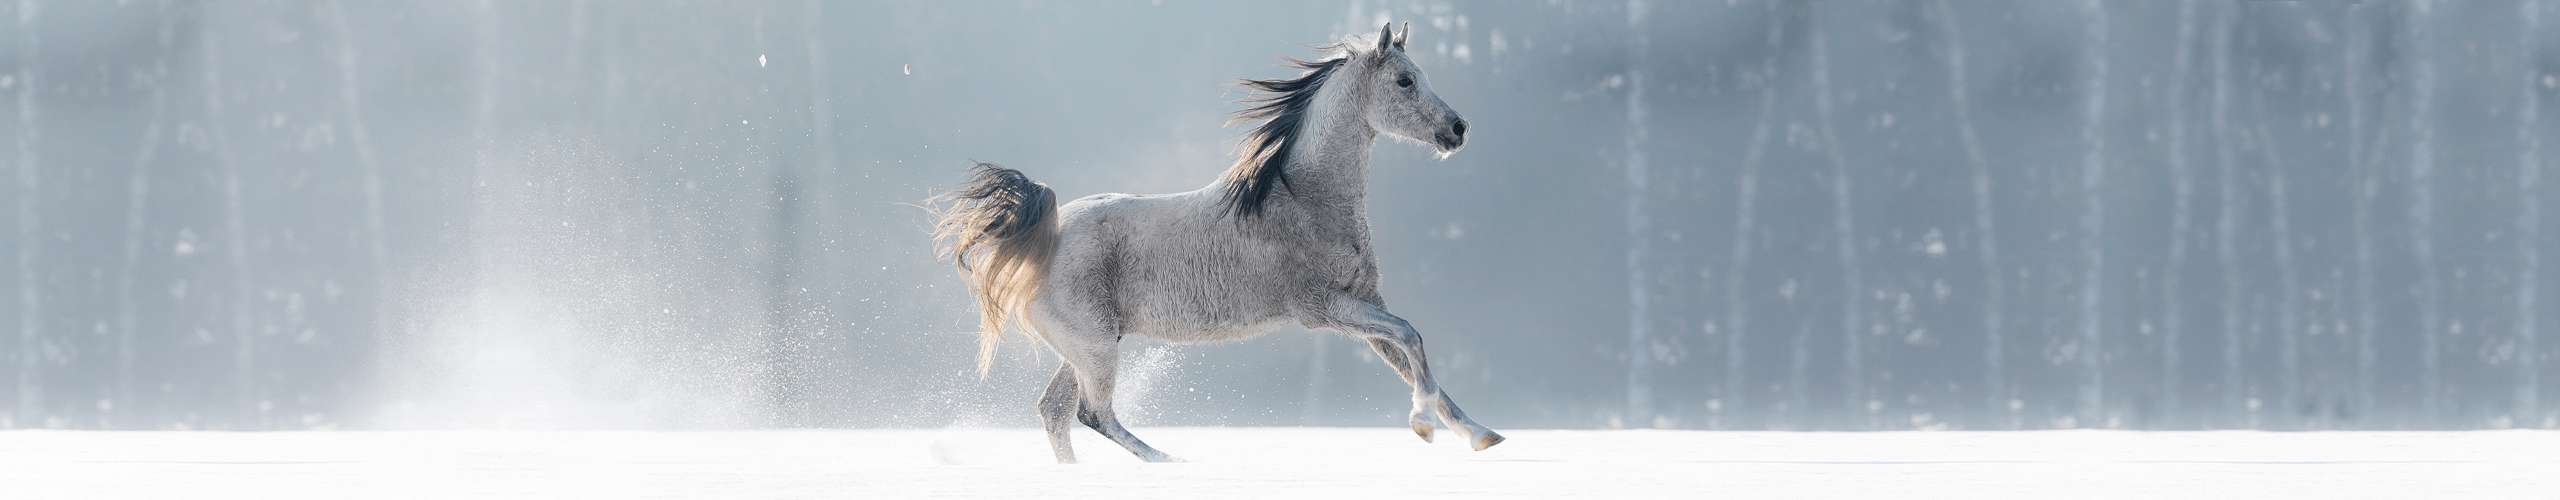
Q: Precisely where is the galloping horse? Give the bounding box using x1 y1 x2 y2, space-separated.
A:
933 23 1498 463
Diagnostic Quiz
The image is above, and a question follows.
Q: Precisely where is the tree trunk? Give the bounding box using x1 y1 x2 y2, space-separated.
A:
201 20 257 429
2158 0 2198 427
762 6 817 427
1722 2 1784 428
2073 0 2110 428
321 0 390 395
2515 0 2544 426
473 0 494 185
567 0 589 94
322 0 388 284
113 0 174 428
1782 4 1811 425
2252 124 2299 429
2211 0 2245 426
1622 0 1653 424
762 172 803 425
466 0 496 297
1929 0 2010 428
1809 5 1865 427
14 0 43 428
2406 0 2443 421
2345 0 2382 427
800 0 838 423
1790 319 1811 426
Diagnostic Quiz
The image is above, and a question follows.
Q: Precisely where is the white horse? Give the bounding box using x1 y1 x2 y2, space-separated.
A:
933 23 1496 463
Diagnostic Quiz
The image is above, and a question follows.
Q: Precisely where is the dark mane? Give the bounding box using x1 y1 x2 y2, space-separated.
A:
1220 52 1348 218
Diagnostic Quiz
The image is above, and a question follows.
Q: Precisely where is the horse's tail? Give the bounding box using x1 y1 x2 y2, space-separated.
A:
931 162 1062 379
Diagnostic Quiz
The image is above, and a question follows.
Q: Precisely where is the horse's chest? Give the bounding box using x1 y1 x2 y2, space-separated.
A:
1302 233 1381 300
1333 246 1379 293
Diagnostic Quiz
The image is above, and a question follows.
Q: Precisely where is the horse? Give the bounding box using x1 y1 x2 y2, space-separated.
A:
931 22 1497 463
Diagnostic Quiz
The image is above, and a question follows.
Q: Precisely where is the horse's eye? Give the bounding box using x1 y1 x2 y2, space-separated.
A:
1396 75 1413 88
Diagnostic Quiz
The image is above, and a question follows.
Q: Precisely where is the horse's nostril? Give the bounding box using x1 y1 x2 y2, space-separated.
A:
1451 119 1468 137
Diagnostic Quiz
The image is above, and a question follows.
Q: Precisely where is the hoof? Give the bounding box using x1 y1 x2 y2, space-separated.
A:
1138 452 1184 463
1470 431 1506 451
1411 421 1436 443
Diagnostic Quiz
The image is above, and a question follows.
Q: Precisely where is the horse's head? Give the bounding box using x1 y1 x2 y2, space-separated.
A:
1357 22 1467 157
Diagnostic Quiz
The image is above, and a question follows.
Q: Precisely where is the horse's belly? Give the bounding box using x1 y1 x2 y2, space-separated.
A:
1125 316 1293 343
1118 286 1295 343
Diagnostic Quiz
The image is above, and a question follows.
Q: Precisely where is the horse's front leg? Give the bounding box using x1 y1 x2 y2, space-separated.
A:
1326 295 1504 450
1363 337 1439 443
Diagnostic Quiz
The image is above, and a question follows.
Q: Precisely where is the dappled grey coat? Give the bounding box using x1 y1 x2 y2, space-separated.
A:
931 23 1498 464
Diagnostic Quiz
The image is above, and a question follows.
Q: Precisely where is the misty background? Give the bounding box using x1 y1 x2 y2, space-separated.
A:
4 0 2556 432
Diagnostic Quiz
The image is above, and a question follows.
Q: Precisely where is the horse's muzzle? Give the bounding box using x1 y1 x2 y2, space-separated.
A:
1433 118 1468 153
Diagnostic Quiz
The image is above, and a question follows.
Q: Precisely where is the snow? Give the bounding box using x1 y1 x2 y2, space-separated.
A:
6 428 2556 498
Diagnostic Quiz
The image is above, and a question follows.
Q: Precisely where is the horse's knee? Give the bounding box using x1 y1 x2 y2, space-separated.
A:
1383 316 1419 338
1347 317 1419 346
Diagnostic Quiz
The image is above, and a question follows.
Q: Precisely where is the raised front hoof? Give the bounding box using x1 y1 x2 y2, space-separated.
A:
1470 431 1506 451
1411 421 1436 443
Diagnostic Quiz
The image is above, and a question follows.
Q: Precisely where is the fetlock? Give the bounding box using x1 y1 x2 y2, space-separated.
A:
1409 408 1436 443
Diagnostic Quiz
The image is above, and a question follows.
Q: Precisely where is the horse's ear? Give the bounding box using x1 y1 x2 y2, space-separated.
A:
1394 22 1409 50
1377 22 1395 53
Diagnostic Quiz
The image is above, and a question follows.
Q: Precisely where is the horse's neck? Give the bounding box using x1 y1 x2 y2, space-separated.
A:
1283 130 1375 216
1274 77 1378 234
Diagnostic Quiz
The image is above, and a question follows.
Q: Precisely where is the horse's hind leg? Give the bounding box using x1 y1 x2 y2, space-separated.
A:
1364 338 1439 443
1061 342 1178 462
1037 364 1080 463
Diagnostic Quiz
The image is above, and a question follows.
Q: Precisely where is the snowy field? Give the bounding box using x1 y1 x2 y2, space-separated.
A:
6 428 2557 498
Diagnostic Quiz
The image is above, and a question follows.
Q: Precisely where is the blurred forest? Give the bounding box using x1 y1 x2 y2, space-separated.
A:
4 0 2557 431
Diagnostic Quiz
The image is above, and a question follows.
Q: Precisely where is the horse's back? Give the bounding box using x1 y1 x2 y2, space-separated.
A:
1037 189 1299 343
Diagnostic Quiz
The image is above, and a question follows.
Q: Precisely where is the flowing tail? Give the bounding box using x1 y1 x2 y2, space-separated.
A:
931 162 1061 378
